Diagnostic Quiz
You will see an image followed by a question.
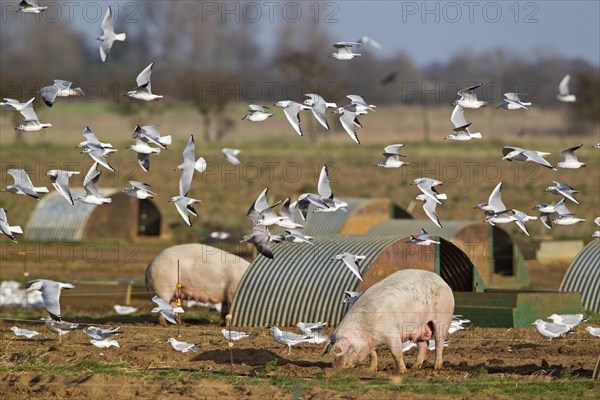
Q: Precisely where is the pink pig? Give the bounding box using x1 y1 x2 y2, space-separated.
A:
323 269 454 374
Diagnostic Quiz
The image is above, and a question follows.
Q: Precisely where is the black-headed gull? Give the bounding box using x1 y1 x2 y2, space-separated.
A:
176 135 206 196
330 42 362 60
502 146 556 170
415 194 443 228
222 328 251 341
551 200 585 226
16 98 52 131
0 208 23 243
343 291 361 305
335 105 362 144
242 104 273 122
547 313 589 329
586 326 600 337
84 326 122 341
269 326 312 353
169 196 202 226
275 198 304 230
303 93 335 130
78 127 115 151
377 144 410 168
168 337 198 352
81 144 115 172
454 83 487 108
532 319 574 339
445 105 482 140
3 168 47 199
544 181 579 204
485 210 535 236
18 0 47 14
331 252 366 281
242 190 286 259
557 74 576 102
314 165 348 213
222 148 241 165
274 100 310 136
411 177 444 205
75 167 111 205
123 181 157 199
126 62 163 101
127 138 161 172
47 169 79 205
11 326 39 339
475 182 508 215
496 93 531 110
133 125 171 149
408 228 440 246
557 144 585 169
25 279 75 321
97 6 126 62
151 295 184 324
346 95 376 114
40 80 84 107
284 229 314 244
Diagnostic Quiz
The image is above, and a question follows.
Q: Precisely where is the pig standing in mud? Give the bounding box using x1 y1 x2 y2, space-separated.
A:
145 244 250 323
324 269 454 374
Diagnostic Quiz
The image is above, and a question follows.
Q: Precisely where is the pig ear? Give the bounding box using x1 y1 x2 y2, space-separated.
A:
332 338 350 356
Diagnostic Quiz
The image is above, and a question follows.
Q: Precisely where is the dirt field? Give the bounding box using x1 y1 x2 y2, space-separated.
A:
1 316 599 399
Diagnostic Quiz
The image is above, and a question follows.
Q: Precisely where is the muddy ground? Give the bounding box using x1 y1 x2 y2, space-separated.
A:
1 315 599 399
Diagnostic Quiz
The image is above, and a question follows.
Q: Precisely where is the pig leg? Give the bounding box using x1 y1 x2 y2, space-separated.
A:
389 344 407 374
368 350 378 372
413 341 428 369
433 321 444 370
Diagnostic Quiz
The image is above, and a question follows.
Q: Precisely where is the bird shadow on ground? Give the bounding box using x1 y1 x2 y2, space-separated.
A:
193 348 330 368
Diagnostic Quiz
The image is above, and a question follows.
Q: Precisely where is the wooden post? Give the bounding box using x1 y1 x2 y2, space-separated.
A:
125 281 133 305
20 251 28 308
176 260 181 338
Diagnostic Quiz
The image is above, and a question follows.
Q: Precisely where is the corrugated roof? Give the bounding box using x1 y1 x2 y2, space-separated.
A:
560 239 600 313
367 220 486 239
25 189 119 241
230 233 477 327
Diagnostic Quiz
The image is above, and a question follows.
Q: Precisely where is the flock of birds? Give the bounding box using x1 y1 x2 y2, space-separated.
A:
3 2 600 359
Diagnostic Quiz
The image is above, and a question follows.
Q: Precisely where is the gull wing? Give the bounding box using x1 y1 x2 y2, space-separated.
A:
558 75 570 96
560 144 582 163
19 98 38 121
488 182 507 213
523 151 555 169
136 62 154 92
283 102 303 136
458 83 482 96
339 110 360 144
317 166 333 199
83 170 102 197
504 93 525 102
383 144 405 154
422 197 442 228
130 181 156 195
341 256 363 281
450 105 467 128
554 198 573 217
101 6 115 34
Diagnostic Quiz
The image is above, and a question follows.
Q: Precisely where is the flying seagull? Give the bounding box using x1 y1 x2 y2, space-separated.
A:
557 74 576 102
97 6 126 62
330 42 362 60
3 168 47 199
126 62 163 101
25 279 75 321
0 208 23 243
454 83 487 108
176 135 206 196
15 97 52 131
445 104 482 140
47 169 80 205
40 80 84 107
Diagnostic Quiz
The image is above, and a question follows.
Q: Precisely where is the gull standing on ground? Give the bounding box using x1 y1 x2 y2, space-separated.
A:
222 148 241 165
177 135 206 196
557 144 585 169
532 319 574 339
586 327 600 338
445 104 482 140
123 181 157 199
376 144 410 168
15 97 52 131
0 209 22 243
269 326 312 353
168 337 198 353
133 125 172 149
151 295 184 324
496 93 531 110
242 104 273 122
11 326 39 339
127 138 161 172
18 0 47 13
47 169 79 205
222 328 251 341
169 196 202 226
40 80 84 107
304 93 335 130
331 252 366 281
415 194 444 228
557 74 576 102
475 182 508 215
25 279 75 321
454 83 487 108
41 317 79 342
113 305 138 315
412 177 445 205
502 146 556 170
126 62 163 101
274 100 310 136
97 6 126 62
330 42 362 60
91 338 120 348
74 167 111 205
547 314 589 329
408 228 440 246
544 181 579 204
3 168 48 199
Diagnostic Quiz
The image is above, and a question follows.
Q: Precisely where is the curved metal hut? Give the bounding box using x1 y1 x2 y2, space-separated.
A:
230 234 482 327
367 220 528 288
559 239 600 313
294 197 410 236
25 189 167 241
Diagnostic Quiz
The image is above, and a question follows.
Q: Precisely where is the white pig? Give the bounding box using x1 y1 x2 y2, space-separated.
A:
323 269 454 374
145 244 249 323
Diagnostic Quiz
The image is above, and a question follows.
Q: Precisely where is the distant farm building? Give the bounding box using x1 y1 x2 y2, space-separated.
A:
560 239 600 313
230 234 482 327
294 197 411 236
25 189 168 241
367 220 529 289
